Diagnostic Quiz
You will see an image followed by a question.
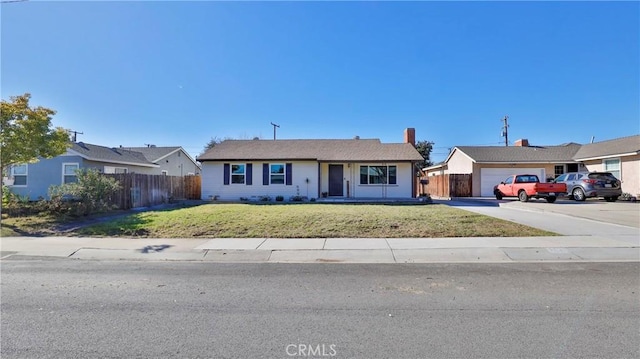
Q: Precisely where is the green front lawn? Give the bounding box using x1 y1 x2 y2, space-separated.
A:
65 203 557 238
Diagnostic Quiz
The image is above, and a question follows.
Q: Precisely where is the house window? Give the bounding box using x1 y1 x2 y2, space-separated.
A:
359 165 397 185
604 159 621 179
270 164 285 184
10 164 27 186
554 165 564 178
161 170 168 176
63 163 79 184
231 164 245 184
104 166 128 174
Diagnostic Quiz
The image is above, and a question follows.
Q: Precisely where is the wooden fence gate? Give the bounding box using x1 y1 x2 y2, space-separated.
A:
418 174 472 198
104 174 201 209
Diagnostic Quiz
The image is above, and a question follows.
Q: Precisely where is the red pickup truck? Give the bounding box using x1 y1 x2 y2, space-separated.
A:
493 174 567 203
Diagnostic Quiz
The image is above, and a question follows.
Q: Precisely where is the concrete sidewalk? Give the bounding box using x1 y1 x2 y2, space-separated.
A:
2 199 638 263
1 235 638 263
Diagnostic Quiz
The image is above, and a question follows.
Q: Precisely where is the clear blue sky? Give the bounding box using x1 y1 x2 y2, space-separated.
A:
2 1 638 163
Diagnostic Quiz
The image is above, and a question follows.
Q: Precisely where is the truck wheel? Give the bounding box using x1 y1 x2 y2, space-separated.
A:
546 197 557 203
518 190 529 202
495 191 503 200
572 188 586 201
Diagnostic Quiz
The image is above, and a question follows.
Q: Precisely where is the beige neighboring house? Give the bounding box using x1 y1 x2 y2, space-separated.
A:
424 135 640 197
572 135 640 196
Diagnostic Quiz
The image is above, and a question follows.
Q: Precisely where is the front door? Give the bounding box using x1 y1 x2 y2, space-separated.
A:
328 164 343 196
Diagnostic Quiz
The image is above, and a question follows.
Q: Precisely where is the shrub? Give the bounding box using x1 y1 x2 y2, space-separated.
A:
1 186 35 216
275 195 284 202
48 168 120 216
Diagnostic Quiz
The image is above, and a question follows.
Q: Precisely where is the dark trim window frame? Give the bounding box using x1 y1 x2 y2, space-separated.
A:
554 165 565 178
359 165 397 185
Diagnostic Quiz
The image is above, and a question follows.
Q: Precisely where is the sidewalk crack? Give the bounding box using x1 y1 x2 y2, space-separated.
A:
67 248 83 258
385 239 397 263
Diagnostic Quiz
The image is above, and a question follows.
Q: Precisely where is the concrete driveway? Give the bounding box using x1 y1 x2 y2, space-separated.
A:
498 198 640 228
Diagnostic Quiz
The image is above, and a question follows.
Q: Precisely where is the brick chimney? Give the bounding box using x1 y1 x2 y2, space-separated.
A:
514 139 529 147
404 128 416 146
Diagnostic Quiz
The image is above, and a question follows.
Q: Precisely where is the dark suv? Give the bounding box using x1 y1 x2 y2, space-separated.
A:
554 172 622 202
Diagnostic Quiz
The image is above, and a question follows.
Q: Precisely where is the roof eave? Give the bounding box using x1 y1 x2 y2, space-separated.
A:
86 158 160 168
573 151 640 161
156 148 202 168
423 163 447 171
444 147 477 164
152 148 182 162
67 148 159 168
474 160 577 164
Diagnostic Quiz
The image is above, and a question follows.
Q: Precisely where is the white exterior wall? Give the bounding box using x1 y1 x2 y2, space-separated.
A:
201 161 318 201
446 150 474 174
320 162 415 198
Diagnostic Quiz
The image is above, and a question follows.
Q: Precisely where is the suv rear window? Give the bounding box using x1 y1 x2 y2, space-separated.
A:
588 172 617 181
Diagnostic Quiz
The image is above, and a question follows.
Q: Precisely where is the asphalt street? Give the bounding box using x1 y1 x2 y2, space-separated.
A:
2 261 639 359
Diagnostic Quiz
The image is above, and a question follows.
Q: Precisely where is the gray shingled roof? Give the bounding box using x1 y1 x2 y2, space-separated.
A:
197 139 424 162
123 146 181 162
572 135 640 160
70 142 157 167
454 143 582 163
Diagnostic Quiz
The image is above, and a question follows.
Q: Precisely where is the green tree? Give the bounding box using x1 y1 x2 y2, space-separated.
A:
414 140 434 169
202 136 241 154
202 136 223 153
1 93 70 172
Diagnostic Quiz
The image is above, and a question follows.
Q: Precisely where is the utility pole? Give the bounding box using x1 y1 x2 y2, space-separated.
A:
67 129 84 142
270 122 280 140
501 116 509 146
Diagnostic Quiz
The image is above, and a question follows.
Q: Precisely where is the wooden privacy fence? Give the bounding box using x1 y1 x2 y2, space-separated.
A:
418 174 472 198
104 174 201 209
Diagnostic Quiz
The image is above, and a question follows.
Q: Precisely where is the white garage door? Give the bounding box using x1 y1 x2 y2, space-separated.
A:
480 168 546 197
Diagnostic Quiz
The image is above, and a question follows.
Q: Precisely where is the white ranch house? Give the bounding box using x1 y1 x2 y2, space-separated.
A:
197 129 424 201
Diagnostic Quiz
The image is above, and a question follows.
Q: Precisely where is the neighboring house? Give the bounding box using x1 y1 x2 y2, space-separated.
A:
5 142 200 200
572 135 640 196
122 146 201 176
424 135 640 197
197 128 424 200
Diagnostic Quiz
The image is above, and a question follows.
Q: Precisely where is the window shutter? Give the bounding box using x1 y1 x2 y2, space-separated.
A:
286 163 292 186
246 163 253 185
223 163 230 185
263 163 269 185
